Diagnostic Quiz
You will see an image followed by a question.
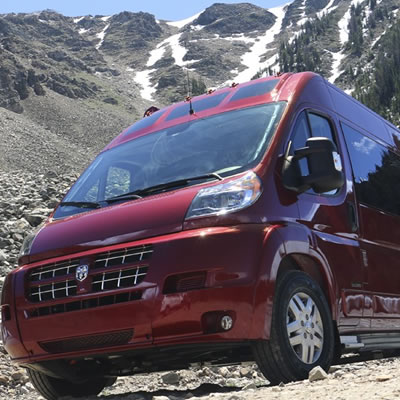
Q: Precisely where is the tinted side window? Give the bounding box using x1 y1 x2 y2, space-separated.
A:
290 112 310 176
290 112 337 151
342 123 400 216
308 113 335 143
290 112 310 154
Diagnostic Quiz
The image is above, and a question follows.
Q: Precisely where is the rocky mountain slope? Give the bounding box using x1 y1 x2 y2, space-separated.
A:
1 0 400 175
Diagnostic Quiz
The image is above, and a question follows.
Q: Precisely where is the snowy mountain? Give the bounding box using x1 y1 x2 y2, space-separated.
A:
0 0 399 173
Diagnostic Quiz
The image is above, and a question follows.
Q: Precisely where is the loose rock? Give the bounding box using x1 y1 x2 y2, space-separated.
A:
309 366 328 382
161 372 181 385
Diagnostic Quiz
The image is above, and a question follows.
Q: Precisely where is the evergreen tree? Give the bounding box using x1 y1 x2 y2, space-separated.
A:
353 19 400 126
347 4 364 55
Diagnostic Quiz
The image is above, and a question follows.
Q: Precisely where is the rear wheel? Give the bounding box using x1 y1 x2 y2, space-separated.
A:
253 270 334 384
27 369 110 400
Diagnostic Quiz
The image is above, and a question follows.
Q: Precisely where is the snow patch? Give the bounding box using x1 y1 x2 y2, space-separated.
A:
146 33 192 68
338 0 362 44
136 31 194 100
371 29 386 47
73 16 84 24
190 24 205 31
79 28 89 34
134 69 157 101
96 24 110 50
297 0 307 25
297 16 309 25
100 16 111 22
167 33 190 66
225 1 292 84
316 0 337 18
146 42 168 67
223 33 255 44
327 50 345 83
167 11 203 29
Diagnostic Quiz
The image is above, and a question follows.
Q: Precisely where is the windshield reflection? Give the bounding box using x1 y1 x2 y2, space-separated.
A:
54 102 286 218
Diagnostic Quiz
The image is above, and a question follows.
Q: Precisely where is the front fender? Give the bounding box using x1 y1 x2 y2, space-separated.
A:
249 223 337 340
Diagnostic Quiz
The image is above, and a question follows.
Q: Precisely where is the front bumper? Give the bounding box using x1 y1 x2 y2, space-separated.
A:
2 224 268 364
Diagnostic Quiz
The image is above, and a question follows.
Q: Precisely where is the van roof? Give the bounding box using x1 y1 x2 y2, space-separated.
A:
105 71 318 150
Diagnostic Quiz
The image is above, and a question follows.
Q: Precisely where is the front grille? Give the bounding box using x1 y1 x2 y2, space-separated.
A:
27 244 153 303
39 329 134 353
27 290 142 318
92 267 148 292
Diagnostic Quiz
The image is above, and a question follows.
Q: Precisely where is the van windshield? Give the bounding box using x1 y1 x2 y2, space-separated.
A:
54 102 286 218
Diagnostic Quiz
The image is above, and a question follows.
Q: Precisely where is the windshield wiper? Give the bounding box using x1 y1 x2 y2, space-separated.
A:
105 173 223 203
59 201 102 209
105 193 143 204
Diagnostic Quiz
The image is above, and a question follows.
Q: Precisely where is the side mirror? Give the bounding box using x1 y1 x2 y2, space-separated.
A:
282 137 345 194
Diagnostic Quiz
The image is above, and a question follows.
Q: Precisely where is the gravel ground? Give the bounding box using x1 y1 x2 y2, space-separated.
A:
2 350 400 400
2 170 400 400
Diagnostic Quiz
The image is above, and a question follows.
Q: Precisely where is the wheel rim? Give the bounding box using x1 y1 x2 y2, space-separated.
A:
286 291 324 364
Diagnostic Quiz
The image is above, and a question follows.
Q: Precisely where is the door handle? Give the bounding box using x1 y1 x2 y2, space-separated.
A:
347 202 358 233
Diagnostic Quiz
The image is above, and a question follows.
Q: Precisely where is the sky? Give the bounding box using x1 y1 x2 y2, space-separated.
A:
0 1 289 21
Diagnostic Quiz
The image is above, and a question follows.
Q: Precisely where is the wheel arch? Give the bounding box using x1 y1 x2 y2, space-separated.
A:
250 224 338 340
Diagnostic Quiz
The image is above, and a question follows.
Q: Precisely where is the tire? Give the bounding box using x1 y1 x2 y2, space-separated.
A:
253 270 335 384
27 369 109 400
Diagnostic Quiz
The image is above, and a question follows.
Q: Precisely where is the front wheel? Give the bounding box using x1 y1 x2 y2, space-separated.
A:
27 369 110 400
253 270 335 384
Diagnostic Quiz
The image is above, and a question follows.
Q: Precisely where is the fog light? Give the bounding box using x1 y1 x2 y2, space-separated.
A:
221 315 233 331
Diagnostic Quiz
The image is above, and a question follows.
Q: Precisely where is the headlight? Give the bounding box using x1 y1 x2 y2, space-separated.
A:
186 171 262 220
18 231 37 263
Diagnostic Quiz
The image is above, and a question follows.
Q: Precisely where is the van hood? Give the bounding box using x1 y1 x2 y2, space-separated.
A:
29 188 198 263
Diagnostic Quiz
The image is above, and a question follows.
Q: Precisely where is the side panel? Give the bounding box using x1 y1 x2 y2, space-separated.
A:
341 122 400 328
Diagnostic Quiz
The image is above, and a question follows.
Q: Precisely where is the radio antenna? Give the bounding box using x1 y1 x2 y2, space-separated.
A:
185 68 195 115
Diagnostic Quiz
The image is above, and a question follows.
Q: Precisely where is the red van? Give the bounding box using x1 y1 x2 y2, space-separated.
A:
2 71 400 399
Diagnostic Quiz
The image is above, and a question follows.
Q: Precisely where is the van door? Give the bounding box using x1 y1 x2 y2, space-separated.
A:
341 122 400 329
290 109 366 327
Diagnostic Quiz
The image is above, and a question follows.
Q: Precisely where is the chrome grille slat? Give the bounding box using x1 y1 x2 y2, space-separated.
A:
31 284 78 296
134 267 140 284
27 245 153 303
92 272 147 286
95 249 153 263
92 267 148 292
101 272 105 291
94 246 153 269
30 263 80 278
30 281 77 303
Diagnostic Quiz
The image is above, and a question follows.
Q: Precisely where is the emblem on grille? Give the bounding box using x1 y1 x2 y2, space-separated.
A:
76 265 89 282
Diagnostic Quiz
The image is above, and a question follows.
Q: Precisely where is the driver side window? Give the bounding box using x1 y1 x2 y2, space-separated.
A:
290 110 338 195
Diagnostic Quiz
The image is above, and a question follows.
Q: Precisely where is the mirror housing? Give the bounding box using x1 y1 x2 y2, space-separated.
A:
282 137 344 194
